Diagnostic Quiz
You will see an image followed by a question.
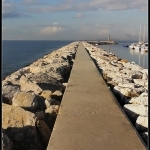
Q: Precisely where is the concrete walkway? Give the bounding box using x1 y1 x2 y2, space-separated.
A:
47 42 146 150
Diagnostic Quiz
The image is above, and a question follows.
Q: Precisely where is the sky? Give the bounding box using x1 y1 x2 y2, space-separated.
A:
2 0 148 41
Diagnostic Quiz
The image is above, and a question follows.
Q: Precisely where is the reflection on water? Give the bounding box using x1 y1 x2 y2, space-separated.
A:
129 48 148 69
98 43 148 69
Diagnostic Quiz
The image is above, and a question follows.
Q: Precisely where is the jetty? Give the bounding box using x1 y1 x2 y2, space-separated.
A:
2 41 148 150
47 42 146 150
87 35 118 45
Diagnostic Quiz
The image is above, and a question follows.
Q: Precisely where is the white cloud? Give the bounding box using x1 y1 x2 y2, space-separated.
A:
74 13 84 18
39 26 64 35
53 22 59 25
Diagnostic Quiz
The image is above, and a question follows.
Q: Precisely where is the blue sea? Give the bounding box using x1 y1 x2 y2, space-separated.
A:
2 40 148 79
2 40 74 78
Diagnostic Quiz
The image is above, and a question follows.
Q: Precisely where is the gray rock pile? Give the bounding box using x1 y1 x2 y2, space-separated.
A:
82 42 148 145
2 41 79 150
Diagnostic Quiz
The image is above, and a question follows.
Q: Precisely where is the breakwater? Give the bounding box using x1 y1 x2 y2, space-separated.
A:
2 41 79 150
82 42 148 146
2 41 148 150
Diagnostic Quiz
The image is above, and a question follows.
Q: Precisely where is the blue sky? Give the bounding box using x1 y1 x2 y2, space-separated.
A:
2 0 148 41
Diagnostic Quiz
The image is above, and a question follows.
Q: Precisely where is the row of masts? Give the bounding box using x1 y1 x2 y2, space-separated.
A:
139 24 146 43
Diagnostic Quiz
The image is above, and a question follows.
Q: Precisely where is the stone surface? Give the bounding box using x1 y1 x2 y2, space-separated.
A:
45 105 60 115
12 91 39 111
2 103 36 128
2 129 13 150
40 90 52 99
36 119 51 148
2 81 20 103
19 75 43 94
135 116 148 132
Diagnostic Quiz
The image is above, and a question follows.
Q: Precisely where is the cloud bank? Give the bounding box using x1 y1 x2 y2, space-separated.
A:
2 0 148 19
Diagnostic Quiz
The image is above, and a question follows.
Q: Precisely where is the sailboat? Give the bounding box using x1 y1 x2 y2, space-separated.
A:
133 24 143 51
129 24 146 50
141 25 148 52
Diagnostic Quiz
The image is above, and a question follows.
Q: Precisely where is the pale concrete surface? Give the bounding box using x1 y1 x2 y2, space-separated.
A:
47 42 146 150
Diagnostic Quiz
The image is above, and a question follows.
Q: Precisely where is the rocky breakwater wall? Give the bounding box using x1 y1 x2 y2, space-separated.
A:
2 41 79 150
82 42 148 146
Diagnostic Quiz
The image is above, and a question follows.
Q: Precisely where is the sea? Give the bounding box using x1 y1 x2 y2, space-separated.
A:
2 40 148 79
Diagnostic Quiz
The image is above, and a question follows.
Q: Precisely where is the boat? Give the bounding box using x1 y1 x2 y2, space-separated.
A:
129 24 148 51
129 43 137 49
141 43 148 52
123 44 129 47
129 24 142 50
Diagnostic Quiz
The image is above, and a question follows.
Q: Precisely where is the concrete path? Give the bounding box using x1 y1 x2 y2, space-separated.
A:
47 42 146 150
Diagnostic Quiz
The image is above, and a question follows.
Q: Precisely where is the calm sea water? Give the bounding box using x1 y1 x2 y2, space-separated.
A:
2 40 148 79
2 40 74 78
98 42 148 69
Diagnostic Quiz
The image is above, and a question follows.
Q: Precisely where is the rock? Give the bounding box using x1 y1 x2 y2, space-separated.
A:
12 91 39 111
133 79 148 87
131 73 143 79
40 90 52 99
120 59 128 63
19 75 43 94
45 105 60 115
62 82 68 87
2 103 36 129
2 81 20 103
123 104 148 122
135 116 148 132
36 119 51 148
2 129 13 150
141 132 148 144
2 103 44 150
35 111 45 121
45 98 60 109
127 95 148 105
113 86 139 102
51 90 63 100
44 98 51 108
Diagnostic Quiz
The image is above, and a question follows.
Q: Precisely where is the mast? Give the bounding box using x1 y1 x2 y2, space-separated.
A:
139 24 141 43
143 25 145 43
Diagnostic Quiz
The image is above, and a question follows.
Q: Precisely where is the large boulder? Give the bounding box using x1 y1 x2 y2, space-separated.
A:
2 103 44 150
123 104 148 122
2 81 20 104
19 75 43 94
2 103 35 128
135 116 148 132
12 91 39 111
